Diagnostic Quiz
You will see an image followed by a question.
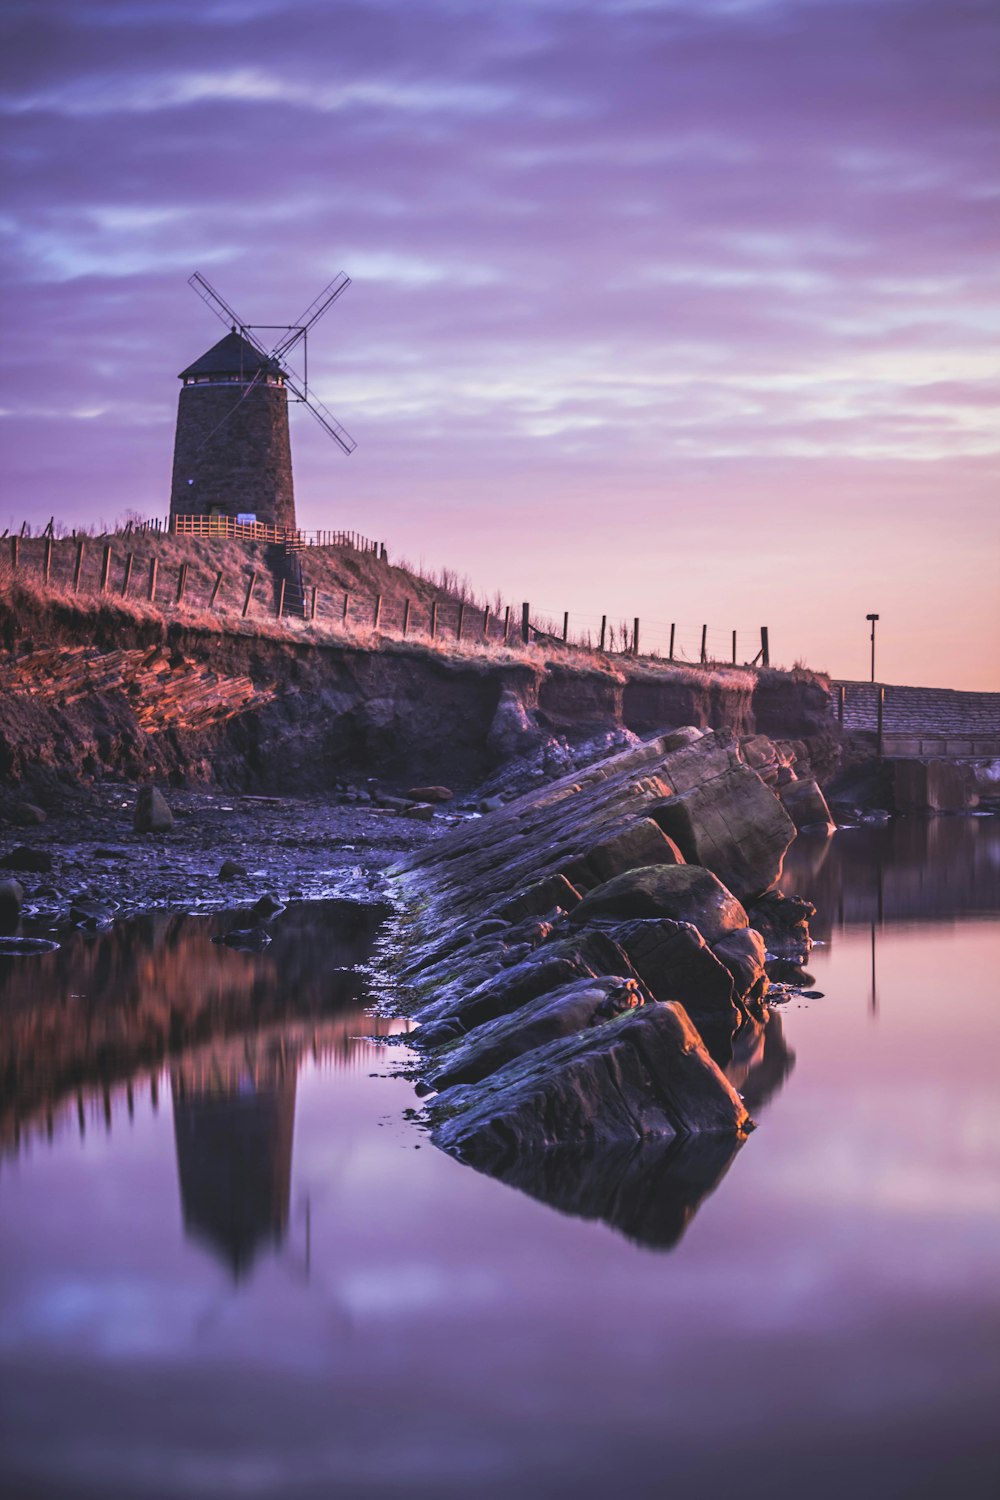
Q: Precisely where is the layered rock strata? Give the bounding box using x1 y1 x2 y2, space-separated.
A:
386 728 802 1194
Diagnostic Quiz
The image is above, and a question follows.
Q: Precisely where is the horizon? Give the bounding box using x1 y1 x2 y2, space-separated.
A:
1 0 998 690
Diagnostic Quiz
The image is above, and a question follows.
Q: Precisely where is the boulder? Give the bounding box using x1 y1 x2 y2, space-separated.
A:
70 897 115 929
494 873 582 923
651 763 796 900
411 931 639 1042
404 803 435 821
778 777 835 834
0 877 24 935
133 786 173 834
406 786 453 803
218 859 248 880
6 802 46 826
569 863 747 945
251 893 285 923
431 1002 751 1160
609 918 737 1019
0 846 53 873
487 687 541 758
563 817 685 891
740 735 778 772
711 928 768 1008
427 977 643 1092
746 890 814 961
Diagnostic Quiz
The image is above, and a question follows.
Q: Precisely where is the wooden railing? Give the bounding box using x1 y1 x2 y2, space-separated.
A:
169 515 382 552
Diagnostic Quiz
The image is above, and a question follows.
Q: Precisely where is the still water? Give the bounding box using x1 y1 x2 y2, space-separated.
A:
1 824 999 1499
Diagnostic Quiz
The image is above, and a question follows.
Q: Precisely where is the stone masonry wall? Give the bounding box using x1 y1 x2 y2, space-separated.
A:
169 382 296 531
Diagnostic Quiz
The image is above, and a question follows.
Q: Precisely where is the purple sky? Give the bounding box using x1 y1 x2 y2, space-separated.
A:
2 0 998 687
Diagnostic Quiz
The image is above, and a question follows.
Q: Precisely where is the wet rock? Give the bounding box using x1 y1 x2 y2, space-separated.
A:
562 817 685 892
747 890 814 961
133 786 174 834
0 934 59 956
412 931 638 1042
570 864 747 945
218 859 248 880
69 896 115 929
427 977 643 1092
711 927 768 1009
431 1002 751 1159
251 893 285 923
778 777 836 835
609 918 737 1019
403 803 435 821
0 846 53 873
406 786 453 803
6 802 46 826
494 873 582 923
0 877 24 934
651 763 796 900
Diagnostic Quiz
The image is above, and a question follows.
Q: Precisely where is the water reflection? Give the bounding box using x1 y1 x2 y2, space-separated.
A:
781 816 1000 938
172 1036 300 1279
0 900 390 1154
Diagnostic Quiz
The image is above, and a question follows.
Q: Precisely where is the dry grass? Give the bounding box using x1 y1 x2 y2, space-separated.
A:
0 533 826 697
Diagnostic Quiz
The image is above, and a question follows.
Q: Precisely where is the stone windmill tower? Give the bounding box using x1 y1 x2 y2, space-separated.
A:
169 272 356 533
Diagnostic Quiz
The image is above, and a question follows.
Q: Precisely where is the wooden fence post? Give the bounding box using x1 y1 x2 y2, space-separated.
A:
668 623 675 661
100 545 112 592
373 593 382 629
402 599 410 636
457 602 466 639
503 605 510 642
877 685 885 756
148 557 158 602
761 626 770 668
43 537 53 584
599 615 607 652
562 611 569 644
343 592 350 621
210 570 223 608
9 537 17 570
310 586 318 621
242 571 257 618
277 578 286 618
521 602 530 645
700 624 707 664
430 601 438 639
483 606 491 640
74 540 85 592
633 617 640 656
176 563 188 604
838 683 845 726
121 553 133 597
732 629 736 665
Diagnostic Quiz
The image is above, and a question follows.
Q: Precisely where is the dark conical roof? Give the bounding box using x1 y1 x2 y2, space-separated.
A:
179 330 277 380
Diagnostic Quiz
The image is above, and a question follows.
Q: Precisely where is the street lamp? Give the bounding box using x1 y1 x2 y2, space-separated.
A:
866 613 879 683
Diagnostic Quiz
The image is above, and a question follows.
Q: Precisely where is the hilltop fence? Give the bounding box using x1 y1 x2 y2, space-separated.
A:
2 524 773 669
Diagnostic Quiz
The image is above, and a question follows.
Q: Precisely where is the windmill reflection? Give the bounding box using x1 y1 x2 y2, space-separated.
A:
171 1036 300 1279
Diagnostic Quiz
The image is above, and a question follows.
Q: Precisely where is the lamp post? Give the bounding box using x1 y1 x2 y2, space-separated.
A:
866 613 879 683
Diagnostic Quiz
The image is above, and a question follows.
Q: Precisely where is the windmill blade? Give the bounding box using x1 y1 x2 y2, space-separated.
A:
270 272 351 363
284 372 356 455
188 272 271 358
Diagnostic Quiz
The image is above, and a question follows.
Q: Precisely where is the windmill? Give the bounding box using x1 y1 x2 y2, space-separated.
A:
169 271 356 534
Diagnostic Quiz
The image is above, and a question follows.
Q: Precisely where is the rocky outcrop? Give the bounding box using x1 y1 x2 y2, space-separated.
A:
386 728 806 1239
778 776 836 835
431 1003 751 1161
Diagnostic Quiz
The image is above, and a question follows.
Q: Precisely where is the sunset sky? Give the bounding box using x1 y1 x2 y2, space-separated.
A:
1 0 997 688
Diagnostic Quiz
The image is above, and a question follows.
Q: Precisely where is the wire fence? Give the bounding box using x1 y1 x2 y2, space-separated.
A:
2 527 772 668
